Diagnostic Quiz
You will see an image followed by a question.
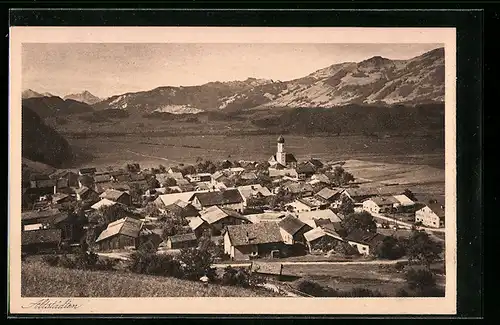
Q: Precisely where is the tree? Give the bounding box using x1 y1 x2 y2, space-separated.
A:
330 166 355 186
403 189 418 201
144 202 161 219
341 211 377 234
162 177 177 187
161 215 190 239
374 236 406 259
406 230 443 268
268 188 294 209
129 182 144 204
178 247 216 281
404 268 437 295
337 195 355 216
196 160 217 174
125 163 141 173
158 164 166 173
181 165 196 176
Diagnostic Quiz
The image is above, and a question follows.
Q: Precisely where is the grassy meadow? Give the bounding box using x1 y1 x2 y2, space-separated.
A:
21 260 276 297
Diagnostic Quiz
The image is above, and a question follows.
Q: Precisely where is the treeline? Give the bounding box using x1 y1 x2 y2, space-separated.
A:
22 106 73 168
78 109 130 123
22 97 93 118
251 103 444 135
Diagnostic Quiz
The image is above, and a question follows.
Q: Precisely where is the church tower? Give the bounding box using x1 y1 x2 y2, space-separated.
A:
276 135 286 166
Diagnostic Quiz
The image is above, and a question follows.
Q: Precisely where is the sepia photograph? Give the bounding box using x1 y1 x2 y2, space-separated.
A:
9 27 456 315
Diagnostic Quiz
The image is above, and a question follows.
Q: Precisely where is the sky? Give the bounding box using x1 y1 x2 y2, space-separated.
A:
22 43 442 99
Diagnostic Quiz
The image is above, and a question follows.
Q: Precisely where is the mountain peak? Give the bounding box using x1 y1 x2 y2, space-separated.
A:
22 89 43 99
64 90 101 105
359 55 392 67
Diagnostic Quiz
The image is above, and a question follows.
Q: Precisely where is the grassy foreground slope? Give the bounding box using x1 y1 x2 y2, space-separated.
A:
21 261 275 297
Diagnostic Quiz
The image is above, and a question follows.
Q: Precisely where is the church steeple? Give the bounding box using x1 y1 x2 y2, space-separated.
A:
276 135 286 165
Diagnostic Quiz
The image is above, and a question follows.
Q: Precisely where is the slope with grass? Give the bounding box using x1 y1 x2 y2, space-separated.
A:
21 261 276 297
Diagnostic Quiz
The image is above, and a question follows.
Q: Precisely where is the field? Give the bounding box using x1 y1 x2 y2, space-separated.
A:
21 260 276 297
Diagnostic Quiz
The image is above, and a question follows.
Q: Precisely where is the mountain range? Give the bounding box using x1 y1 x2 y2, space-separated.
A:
23 47 444 116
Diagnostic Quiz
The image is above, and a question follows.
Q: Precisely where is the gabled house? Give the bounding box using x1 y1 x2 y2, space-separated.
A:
237 184 273 207
95 217 143 251
296 209 342 228
186 173 212 183
197 205 250 236
51 193 74 205
91 198 120 210
164 199 200 219
315 187 343 205
224 222 285 260
240 172 258 181
75 186 99 202
154 190 207 209
341 188 379 204
286 196 326 213
392 194 415 207
362 196 400 214
30 174 56 189
415 203 445 228
165 232 198 250
295 163 316 180
345 229 387 255
50 170 79 188
303 227 345 253
278 215 313 246
306 158 324 171
99 189 132 206
282 182 314 197
191 189 245 212
52 213 86 244
22 228 62 254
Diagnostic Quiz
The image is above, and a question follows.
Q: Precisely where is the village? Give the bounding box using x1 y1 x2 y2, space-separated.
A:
21 135 445 296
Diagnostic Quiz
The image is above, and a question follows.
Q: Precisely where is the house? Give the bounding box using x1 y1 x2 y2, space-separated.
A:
186 173 212 183
137 227 164 251
50 170 79 188
286 196 326 213
52 213 86 244
245 212 287 224
191 189 245 212
296 209 342 228
197 205 250 236
268 135 297 169
143 187 168 199
310 173 331 185
165 232 198 250
315 187 343 204
282 182 314 197
21 208 65 231
237 184 273 207
154 190 208 209
240 172 258 181
167 166 182 175
306 158 324 171
393 194 415 207
229 167 245 174
341 188 379 204
93 174 112 184
164 200 200 219
268 167 298 178
99 189 132 206
362 196 400 214
111 173 130 182
211 171 226 184
91 198 118 210
54 178 72 194
295 163 316 180
345 229 387 255
224 222 285 260
51 193 74 205
415 203 445 228
30 174 56 189
22 228 62 254
278 215 313 246
78 174 95 189
303 227 345 253
75 186 99 202
78 167 97 176
95 217 143 251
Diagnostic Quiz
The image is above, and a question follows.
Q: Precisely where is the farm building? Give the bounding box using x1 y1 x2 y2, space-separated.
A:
95 217 143 251
281 182 314 197
99 189 132 206
303 227 345 253
154 190 208 209
345 229 387 255
392 194 415 207
341 188 379 204
278 215 312 246
91 198 118 210
314 187 343 204
237 184 273 207
196 205 250 236
164 200 200 219
295 163 316 180
50 170 79 188
362 196 400 214
22 228 62 254
224 222 285 260
296 209 342 228
165 232 198 250
415 203 445 228
30 174 56 189
52 212 86 244
191 189 245 212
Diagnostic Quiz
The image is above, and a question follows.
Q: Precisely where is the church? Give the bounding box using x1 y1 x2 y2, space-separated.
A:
268 135 297 169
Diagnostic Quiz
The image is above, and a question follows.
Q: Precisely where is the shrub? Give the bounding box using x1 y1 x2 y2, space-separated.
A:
344 287 383 297
222 266 251 287
396 287 410 297
404 268 437 294
394 261 407 271
128 251 182 277
295 279 339 297
375 237 406 260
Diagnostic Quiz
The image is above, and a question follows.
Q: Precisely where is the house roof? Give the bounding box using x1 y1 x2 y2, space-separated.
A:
296 163 316 174
168 232 197 244
283 182 314 194
113 174 130 182
199 206 246 224
30 174 51 181
226 222 283 246
296 209 341 224
270 153 297 164
303 227 328 242
345 229 387 247
189 216 206 230
99 189 129 201
75 186 91 196
367 196 400 206
392 194 415 206
50 169 77 179
95 217 143 242
241 172 258 180
426 203 445 219
278 215 309 235
311 174 331 184
31 179 56 188
211 171 225 180
245 212 286 224
308 159 324 169
315 187 342 201
237 184 272 200
52 193 70 203
193 189 244 207
22 228 62 245
91 198 117 210
165 201 199 218
156 190 206 207
297 196 326 208
343 188 379 199
22 208 62 221
93 174 111 183
129 173 146 181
